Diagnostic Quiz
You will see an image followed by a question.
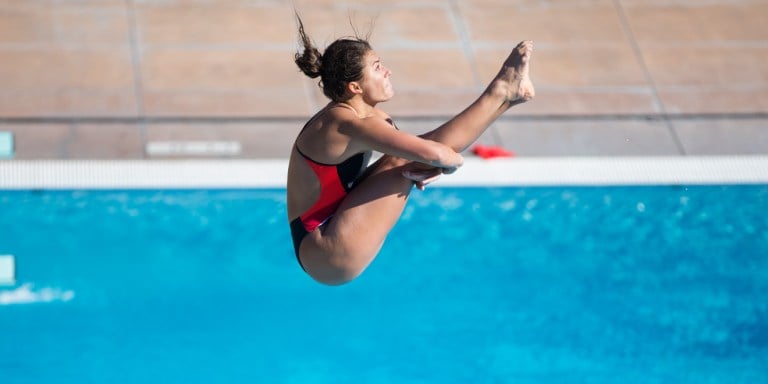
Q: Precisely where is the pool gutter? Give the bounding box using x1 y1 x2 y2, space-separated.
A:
1 156 767 189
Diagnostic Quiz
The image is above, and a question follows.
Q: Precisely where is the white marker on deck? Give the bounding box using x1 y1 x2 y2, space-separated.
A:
0 255 15 285
146 141 242 157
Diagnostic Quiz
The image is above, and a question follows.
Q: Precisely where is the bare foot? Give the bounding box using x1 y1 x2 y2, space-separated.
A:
491 40 535 106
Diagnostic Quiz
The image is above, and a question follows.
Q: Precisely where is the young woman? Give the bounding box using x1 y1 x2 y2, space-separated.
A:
287 17 534 285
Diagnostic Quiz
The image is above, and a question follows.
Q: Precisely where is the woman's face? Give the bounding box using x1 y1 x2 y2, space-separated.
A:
357 50 394 103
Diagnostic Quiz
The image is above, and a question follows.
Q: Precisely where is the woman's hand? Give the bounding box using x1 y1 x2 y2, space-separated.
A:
402 163 446 191
440 164 460 175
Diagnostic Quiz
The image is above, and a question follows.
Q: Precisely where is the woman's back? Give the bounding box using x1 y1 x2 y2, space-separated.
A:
286 104 371 226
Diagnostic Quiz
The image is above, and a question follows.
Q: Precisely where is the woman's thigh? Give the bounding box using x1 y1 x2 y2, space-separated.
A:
298 155 415 284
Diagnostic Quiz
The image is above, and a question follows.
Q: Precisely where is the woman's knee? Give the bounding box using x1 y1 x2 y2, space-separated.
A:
374 155 410 171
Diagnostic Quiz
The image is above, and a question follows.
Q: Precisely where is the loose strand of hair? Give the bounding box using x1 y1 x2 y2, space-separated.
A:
294 10 322 78
295 11 313 52
364 13 377 41
346 11 377 42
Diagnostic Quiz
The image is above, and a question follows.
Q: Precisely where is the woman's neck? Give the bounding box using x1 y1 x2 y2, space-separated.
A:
337 97 376 118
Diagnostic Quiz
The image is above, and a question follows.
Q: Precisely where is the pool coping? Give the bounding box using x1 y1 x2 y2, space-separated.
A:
1 156 767 189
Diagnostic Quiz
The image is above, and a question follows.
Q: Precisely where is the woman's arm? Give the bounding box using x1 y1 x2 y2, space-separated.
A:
340 116 464 169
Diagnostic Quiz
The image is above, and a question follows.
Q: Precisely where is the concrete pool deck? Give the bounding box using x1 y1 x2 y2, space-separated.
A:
0 1 766 183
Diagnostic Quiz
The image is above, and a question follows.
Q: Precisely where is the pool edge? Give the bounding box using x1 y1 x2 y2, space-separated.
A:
1 156 767 189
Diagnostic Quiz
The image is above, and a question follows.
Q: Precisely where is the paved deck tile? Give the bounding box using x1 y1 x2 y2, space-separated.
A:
493 119 682 157
67 124 144 159
674 118 768 155
1 124 71 159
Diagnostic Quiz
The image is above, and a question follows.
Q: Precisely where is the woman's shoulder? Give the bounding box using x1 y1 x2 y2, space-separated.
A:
371 108 392 121
370 109 398 129
356 108 393 128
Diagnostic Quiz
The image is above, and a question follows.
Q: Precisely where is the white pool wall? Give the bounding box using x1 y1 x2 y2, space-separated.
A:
1 156 767 189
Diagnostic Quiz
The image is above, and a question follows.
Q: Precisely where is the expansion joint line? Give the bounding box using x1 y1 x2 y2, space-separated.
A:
613 0 687 155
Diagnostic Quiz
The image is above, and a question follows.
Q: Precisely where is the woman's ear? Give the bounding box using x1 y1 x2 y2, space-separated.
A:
347 81 363 96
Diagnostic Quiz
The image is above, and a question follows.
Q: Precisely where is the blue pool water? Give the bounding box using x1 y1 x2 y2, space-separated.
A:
1 185 767 383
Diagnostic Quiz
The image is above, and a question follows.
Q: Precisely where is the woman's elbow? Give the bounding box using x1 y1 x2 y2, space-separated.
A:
424 143 461 168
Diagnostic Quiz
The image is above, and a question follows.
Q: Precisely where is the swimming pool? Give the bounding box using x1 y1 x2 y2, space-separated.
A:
1 185 767 383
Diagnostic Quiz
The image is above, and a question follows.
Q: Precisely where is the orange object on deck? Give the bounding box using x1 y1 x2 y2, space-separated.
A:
471 144 515 159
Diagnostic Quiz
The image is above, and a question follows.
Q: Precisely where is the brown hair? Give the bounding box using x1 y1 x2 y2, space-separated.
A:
294 14 373 102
